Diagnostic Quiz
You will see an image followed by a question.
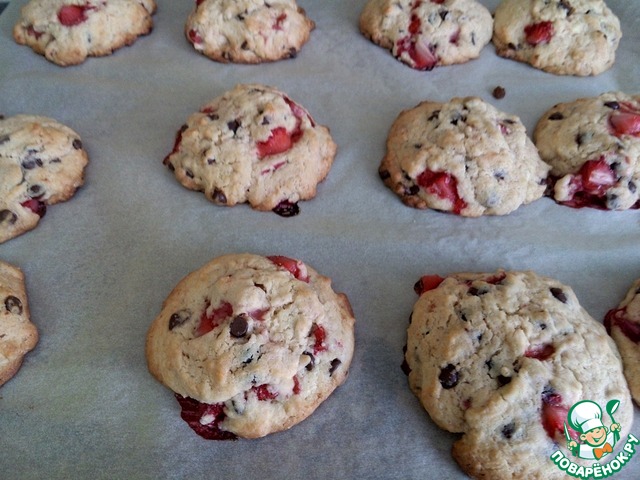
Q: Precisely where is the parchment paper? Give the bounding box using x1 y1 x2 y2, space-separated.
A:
1 1 639 478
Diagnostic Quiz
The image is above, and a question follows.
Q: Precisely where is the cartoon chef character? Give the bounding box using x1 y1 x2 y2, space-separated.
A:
566 400 621 460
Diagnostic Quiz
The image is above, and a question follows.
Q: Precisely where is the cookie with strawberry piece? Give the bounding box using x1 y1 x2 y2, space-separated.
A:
493 0 621 76
605 278 640 404
0 114 88 244
186 0 314 63
145 253 355 439
13 0 156 66
405 270 633 479
534 92 640 210
0 260 38 387
359 0 493 71
378 96 549 216
163 84 336 217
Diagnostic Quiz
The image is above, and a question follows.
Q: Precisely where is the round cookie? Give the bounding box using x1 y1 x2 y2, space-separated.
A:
163 83 336 217
1 260 38 387
378 96 549 216
492 0 621 76
406 270 633 479
605 278 640 404
185 0 315 63
359 0 493 71
0 114 89 244
145 253 355 439
534 91 640 210
13 0 157 67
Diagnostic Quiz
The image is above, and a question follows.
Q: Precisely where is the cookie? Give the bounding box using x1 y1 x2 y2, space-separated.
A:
146 253 355 439
492 0 621 76
0 114 89 244
405 270 633 479
359 0 493 70
0 260 38 387
605 278 640 404
378 96 549 216
13 0 157 66
163 83 336 217
534 91 640 210
185 0 314 63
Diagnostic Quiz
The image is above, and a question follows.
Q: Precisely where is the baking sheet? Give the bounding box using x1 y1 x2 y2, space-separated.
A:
1 1 639 478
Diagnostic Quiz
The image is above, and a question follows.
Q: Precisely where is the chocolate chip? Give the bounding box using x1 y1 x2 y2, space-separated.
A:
407 185 420 195
468 286 487 296
185 169 194 179
4 296 23 315
497 375 512 387
28 185 43 197
428 110 440 121
329 358 342 376
439 9 449 21
492 86 506 99
575 133 586 146
550 287 567 303
22 158 43 170
207 113 219 121
213 188 227 204
288 47 298 58
168 309 191 330
379 169 391 180
72 138 83 150
502 422 516 439
241 41 249 50
272 200 299 217
230 315 249 338
548 112 564 120
0 210 17 225
629 181 637 193
303 351 316 371
227 119 241 134
604 101 620 110
558 0 574 15
439 364 459 389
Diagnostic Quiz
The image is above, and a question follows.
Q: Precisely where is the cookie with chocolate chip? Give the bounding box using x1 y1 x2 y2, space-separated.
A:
0 114 89 244
359 0 493 70
379 96 549 216
534 91 640 210
492 0 621 76
13 0 157 66
163 83 337 217
405 270 633 479
185 0 314 63
145 253 355 439
1 260 38 387
605 278 640 404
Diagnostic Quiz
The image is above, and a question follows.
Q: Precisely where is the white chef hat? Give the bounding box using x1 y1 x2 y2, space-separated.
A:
569 400 604 433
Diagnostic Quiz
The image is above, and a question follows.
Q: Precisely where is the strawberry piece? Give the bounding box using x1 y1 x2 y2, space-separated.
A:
417 169 467 214
196 301 233 337
525 343 555 360
21 199 46 217
541 390 572 441
312 324 327 354
580 158 616 195
414 275 445 295
174 394 236 440
257 127 293 159
248 307 269 321
273 13 287 31
27 25 44 39
430 0 445 3
252 384 278 401
58 5 90 27
605 307 640 343
267 255 309 282
187 28 202 45
524 21 554 46
609 110 640 138
292 375 301 395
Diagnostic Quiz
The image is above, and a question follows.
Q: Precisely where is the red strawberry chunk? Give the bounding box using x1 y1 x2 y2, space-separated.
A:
187 28 203 45
605 307 640 343
174 394 236 440
580 158 616 194
273 13 287 31
609 110 640 138
21 199 46 218
525 343 555 360
414 275 445 295
27 26 44 39
417 169 467 214
257 127 293 159
524 21 554 46
293 375 301 395
541 392 576 441
312 324 328 354
430 0 445 3
267 255 309 282
58 5 91 27
252 384 278 401
196 301 233 337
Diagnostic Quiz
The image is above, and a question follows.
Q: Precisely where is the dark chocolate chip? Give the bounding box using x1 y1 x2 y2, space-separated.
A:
497 375 512 387
168 309 191 330
22 158 43 170
548 112 564 120
407 185 420 195
0 209 17 225
72 138 83 150
604 101 620 110
230 315 249 338
428 110 440 121
492 86 506 99
629 181 637 193
502 422 516 439
185 169 194 179
439 9 449 21
329 358 342 376
288 47 298 59
241 41 249 50
558 0 574 15
4 295 23 315
28 185 43 197
439 364 459 389
550 287 567 303
272 200 300 217
227 119 241 134
213 188 227 204
379 169 391 180
303 351 316 371
575 133 586 146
